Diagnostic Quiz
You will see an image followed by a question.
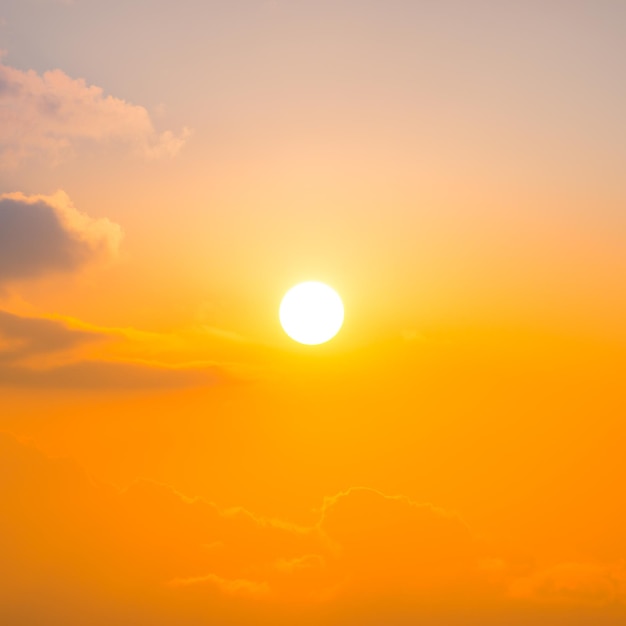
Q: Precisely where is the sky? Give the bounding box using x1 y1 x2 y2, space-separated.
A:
1 1 626 624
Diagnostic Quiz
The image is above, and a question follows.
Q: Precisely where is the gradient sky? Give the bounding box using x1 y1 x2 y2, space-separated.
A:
1 1 626 624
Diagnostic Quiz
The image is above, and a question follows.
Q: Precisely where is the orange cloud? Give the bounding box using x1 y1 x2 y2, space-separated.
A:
169 573 271 598
0 309 102 363
0 58 190 167
316 487 477 597
510 562 626 607
0 358 219 390
0 191 122 284
1 435 624 624
0 310 222 390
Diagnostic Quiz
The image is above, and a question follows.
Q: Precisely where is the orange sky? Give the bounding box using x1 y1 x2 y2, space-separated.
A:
1 1 626 624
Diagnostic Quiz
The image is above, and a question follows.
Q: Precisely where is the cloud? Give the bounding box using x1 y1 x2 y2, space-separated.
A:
1 434 625 624
0 358 218 390
0 310 222 390
0 191 122 284
0 192 215 389
0 57 190 167
0 434 316 622
317 487 476 593
167 487 481 605
0 309 102 363
510 562 626 607
169 573 271 598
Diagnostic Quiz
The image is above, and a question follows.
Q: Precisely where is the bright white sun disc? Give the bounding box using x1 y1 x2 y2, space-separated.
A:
279 282 344 345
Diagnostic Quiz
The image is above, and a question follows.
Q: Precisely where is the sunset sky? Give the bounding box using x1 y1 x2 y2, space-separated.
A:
1 1 626 624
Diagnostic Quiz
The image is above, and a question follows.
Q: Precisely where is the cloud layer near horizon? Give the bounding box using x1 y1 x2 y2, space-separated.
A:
1 434 624 625
0 310 222 390
0 58 190 167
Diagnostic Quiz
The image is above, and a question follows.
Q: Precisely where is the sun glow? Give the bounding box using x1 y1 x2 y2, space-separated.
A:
279 282 344 345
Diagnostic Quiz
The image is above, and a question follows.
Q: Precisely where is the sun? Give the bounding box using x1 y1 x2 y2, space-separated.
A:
279 282 344 345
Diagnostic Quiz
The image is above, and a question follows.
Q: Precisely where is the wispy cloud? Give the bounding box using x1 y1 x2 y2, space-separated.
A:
0 310 223 390
0 358 218 390
0 309 102 363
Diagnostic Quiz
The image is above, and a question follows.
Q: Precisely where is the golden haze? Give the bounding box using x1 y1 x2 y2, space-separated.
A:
1 2 626 625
